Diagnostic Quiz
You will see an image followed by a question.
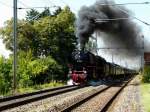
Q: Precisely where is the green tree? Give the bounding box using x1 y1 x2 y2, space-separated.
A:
0 56 12 94
53 7 62 16
26 9 40 22
0 7 76 58
0 6 77 80
26 8 51 22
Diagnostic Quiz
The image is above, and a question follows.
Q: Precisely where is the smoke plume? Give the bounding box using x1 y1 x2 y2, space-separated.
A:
76 0 142 56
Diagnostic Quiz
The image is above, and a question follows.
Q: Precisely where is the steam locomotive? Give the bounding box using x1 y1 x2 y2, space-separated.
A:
68 50 136 84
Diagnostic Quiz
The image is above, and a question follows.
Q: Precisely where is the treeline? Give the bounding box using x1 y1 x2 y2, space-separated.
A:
0 6 77 94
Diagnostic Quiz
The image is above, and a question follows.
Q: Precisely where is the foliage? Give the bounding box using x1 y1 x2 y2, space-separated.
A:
17 50 63 87
0 51 63 95
0 7 76 67
0 56 12 94
142 66 150 83
0 6 77 95
26 9 40 22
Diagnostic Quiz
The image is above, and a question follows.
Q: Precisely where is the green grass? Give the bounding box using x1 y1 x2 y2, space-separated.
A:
141 83 150 112
17 81 65 94
0 81 65 96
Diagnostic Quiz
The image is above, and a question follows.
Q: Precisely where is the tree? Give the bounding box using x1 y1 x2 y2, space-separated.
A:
0 6 77 80
26 9 40 22
0 6 76 57
26 8 51 23
39 8 51 18
53 7 62 16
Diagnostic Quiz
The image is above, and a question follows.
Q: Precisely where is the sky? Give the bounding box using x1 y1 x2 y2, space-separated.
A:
0 0 150 69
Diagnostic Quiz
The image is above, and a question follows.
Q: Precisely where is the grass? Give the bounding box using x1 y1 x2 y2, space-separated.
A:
17 81 65 94
1 81 65 96
141 83 150 112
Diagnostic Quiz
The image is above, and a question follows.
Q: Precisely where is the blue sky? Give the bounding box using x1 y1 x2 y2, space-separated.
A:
0 0 150 68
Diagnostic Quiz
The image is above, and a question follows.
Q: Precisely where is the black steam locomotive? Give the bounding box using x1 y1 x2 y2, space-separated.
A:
68 50 136 84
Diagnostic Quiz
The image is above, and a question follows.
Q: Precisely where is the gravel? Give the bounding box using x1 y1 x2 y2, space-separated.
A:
2 85 105 112
2 76 142 112
71 86 121 112
108 75 144 112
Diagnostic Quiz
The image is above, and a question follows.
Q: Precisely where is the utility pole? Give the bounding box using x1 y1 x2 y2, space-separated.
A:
95 31 98 55
112 52 114 63
13 0 17 94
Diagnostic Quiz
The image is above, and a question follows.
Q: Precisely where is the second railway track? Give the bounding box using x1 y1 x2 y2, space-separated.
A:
61 75 134 112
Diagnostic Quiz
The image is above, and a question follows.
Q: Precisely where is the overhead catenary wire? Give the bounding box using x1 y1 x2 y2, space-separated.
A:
94 3 150 26
18 5 59 9
96 47 143 50
114 6 150 26
95 17 131 22
97 2 150 6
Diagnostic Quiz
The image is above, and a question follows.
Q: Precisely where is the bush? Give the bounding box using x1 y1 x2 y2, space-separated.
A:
0 51 64 95
142 66 150 83
17 51 63 87
0 56 12 94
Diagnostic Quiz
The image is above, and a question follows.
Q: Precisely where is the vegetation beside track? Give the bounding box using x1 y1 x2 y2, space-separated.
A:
18 81 65 93
142 66 150 83
140 66 150 112
141 83 150 112
1 81 65 96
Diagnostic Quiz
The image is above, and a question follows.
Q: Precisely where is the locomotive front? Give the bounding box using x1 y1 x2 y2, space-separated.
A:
68 50 88 85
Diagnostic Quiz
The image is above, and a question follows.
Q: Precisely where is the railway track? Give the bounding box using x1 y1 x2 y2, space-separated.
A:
0 85 83 111
61 76 134 112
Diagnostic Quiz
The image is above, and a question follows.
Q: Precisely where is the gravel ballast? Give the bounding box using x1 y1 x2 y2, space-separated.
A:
108 75 144 112
3 85 106 112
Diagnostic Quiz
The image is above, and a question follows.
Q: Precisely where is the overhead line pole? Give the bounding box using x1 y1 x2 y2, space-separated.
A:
13 0 17 94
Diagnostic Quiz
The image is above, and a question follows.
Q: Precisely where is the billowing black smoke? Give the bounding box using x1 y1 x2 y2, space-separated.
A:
76 0 142 56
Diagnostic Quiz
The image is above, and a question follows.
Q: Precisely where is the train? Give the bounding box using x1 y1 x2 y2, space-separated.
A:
68 50 137 85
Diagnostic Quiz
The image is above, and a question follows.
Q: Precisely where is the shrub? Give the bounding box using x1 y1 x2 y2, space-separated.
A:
17 51 63 87
0 56 12 94
0 51 64 95
142 66 150 83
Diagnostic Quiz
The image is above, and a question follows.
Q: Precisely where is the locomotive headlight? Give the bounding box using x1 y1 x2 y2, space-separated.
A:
83 71 87 74
69 70 72 74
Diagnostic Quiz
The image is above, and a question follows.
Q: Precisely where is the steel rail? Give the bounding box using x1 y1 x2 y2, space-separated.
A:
61 86 111 112
100 75 134 112
61 75 134 112
0 85 83 111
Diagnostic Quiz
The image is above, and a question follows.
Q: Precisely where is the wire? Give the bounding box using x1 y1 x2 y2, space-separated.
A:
98 2 150 6
18 5 59 9
94 4 150 26
97 47 143 50
95 18 131 22
115 6 150 26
